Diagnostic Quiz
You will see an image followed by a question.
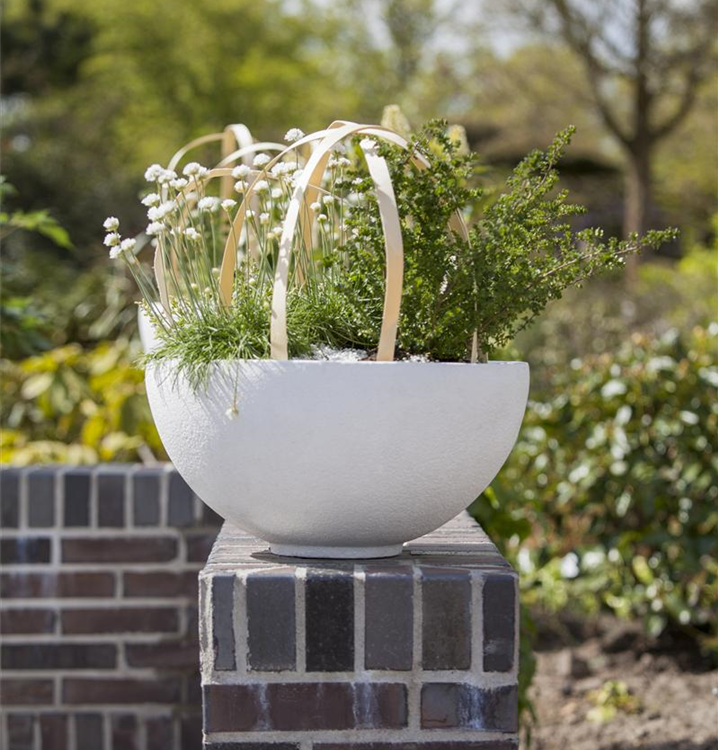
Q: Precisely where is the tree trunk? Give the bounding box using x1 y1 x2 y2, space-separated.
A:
623 139 652 239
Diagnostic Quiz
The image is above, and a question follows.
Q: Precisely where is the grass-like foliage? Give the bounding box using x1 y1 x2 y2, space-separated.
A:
107 122 676 386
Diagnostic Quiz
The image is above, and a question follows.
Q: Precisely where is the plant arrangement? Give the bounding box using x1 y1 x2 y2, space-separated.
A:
105 121 674 384
103 118 675 558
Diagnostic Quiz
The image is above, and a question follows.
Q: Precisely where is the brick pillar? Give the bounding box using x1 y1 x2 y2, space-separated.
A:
199 512 519 749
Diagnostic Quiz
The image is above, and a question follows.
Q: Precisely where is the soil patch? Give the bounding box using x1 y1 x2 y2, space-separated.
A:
528 613 718 750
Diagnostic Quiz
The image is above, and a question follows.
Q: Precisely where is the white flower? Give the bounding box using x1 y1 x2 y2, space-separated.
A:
225 404 239 419
271 226 283 239
157 169 177 184
232 164 251 179
144 164 164 182
103 232 120 247
328 156 351 169
252 153 270 167
185 227 201 241
109 245 123 259
253 180 269 194
317 214 328 224
245 210 255 220
322 194 335 205
146 222 166 235
103 216 119 232
310 202 322 212
198 196 219 212
259 212 270 226
141 193 160 207
120 238 136 252
271 187 283 200
221 199 237 212
169 178 188 190
284 128 305 143
234 180 247 193
182 162 208 178
270 162 291 177
147 200 176 221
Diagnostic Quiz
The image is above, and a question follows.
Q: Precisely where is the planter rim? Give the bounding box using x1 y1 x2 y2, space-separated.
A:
147 358 529 370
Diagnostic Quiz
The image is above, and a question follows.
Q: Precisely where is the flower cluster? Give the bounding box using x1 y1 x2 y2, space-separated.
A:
106 127 363 349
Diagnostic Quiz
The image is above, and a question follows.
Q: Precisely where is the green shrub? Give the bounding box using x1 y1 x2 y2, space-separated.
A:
0 340 166 464
474 324 718 652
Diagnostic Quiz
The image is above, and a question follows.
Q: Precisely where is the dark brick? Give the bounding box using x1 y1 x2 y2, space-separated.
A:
63 677 181 704
202 684 268 732
1 467 21 528
421 683 518 732
61 607 178 634
422 567 472 670
0 572 115 598
123 571 197 598
27 467 55 527
181 714 202 750
1 608 56 634
168 471 195 526
126 640 198 669
305 571 354 672
185 672 202 705
212 574 236 670
2 643 116 671
247 571 295 671
132 469 161 526
75 714 104 749
7 713 34 750
62 537 176 563
63 468 91 527
364 566 413 670
186 533 217 562
0 678 54 705
97 469 126 527
40 714 68 750
483 573 516 672
353 682 408 729
146 716 174 750
1 537 51 564
111 714 138 750
203 683 406 732
202 503 223 526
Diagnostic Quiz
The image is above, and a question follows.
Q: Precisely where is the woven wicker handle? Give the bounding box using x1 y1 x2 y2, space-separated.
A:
217 120 471 362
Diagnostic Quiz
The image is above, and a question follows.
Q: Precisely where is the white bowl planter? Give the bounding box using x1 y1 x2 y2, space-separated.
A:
146 359 529 557
143 120 532 558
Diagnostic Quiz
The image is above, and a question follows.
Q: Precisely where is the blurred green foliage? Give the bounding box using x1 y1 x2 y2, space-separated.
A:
1 340 165 465
474 324 718 653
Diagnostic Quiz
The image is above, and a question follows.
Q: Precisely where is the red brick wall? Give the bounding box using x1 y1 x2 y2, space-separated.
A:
0 465 222 750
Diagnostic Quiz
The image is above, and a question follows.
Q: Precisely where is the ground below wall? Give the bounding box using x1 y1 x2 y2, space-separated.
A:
0 464 223 750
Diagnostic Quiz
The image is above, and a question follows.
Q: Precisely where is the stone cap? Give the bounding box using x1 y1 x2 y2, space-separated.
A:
201 511 512 574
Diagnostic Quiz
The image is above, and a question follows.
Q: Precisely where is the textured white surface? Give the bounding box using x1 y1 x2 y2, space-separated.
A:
145 359 529 557
138 307 159 353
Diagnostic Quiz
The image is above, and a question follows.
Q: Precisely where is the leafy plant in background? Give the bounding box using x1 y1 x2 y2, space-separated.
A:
0 340 166 464
514 213 718 387
473 324 718 654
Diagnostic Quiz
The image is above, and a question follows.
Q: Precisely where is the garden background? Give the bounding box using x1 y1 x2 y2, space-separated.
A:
1 1 717 747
